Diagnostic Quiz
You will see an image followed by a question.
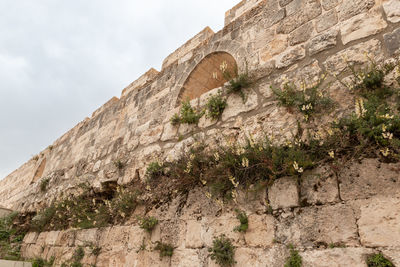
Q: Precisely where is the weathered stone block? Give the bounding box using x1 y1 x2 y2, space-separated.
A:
170 249 201 267
300 166 339 205
275 45 306 68
277 204 359 246
321 0 341 10
260 34 288 64
75 228 98 247
44 230 60 246
23 232 38 244
308 28 338 55
340 9 387 45
337 0 375 21
323 39 382 75
279 0 293 7
185 220 204 248
244 214 275 248
55 229 75 247
339 158 400 201
139 124 163 145
221 89 258 121
160 122 178 141
234 248 269 267
268 177 299 209
301 248 374 267
315 9 338 33
358 197 400 247
384 27 400 55
288 21 314 46
137 250 170 267
383 0 400 23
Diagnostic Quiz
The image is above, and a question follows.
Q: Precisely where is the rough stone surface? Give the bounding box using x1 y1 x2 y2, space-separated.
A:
301 248 374 267
275 45 306 68
383 0 400 23
337 0 375 21
340 9 387 45
260 35 288 63
315 9 338 33
300 166 339 205
268 177 299 209
321 0 341 10
288 22 314 46
308 28 338 55
277 204 359 246
358 197 400 247
244 214 275 248
323 39 382 74
339 158 400 201
384 27 400 55
221 89 258 121
185 220 204 248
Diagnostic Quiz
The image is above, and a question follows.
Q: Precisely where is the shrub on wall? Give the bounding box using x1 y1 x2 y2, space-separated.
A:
206 92 227 120
209 235 236 267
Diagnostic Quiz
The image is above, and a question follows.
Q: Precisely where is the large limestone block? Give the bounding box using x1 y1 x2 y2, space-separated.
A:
383 0 400 23
139 124 163 146
336 0 375 21
300 166 340 205
221 89 258 121
96 249 135 267
340 8 387 45
244 214 275 248
275 44 306 68
207 216 243 247
170 249 202 267
23 232 38 244
160 122 178 142
358 197 400 247
234 248 269 267
301 248 375 267
339 158 400 201
44 230 60 246
384 27 400 55
55 229 76 247
136 251 170 267
185 220 204 248
315 9 338 33
309 29 338 56
259 34 288 64
277 204 359 246
323 39 382 75
75 228 98 246
268 177 299 209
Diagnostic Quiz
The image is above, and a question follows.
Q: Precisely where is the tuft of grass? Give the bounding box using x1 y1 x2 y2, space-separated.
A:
366 253 394 267
32 257 54 267
170 113 181 126
233 209 248 233
284 245 302 267
113 160 125 170
180 99 204 124
40 178 50 192
145 162 164 181
208 235 236 267
206 92 227 120
154 241 174 258
138 216 158 233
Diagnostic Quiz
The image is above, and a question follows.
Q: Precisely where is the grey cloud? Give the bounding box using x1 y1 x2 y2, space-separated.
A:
0 0 240 179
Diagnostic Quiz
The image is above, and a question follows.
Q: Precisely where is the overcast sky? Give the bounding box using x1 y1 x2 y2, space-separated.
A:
0 0 240 179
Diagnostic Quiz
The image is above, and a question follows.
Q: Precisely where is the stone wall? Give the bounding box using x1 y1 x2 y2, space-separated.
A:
1 0 400 265
20 159 400 266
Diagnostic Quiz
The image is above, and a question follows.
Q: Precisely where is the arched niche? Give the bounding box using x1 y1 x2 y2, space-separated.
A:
178 52 238 103
32 158 46 183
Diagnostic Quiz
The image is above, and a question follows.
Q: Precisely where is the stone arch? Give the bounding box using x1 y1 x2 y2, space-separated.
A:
32 158 46 183
177 52 238 103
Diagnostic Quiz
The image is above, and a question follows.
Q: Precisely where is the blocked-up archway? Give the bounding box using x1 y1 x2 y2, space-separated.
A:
178 52 238 102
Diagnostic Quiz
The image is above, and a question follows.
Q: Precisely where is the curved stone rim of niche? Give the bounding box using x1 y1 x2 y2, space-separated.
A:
31 157 46 184
175 51 238 107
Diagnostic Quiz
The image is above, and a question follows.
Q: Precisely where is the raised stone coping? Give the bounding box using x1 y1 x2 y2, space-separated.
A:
0 260 32 267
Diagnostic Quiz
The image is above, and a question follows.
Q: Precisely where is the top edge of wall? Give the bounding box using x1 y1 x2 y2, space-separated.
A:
224 0 265 26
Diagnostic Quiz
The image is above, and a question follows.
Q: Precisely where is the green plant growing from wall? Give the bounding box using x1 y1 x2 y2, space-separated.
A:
154 241 174 258
113 159 125 170
233 209 248 233
40 178 50 192
366 253 394 267
208 235 236 267
180 99 204 124
145 161 165 181
32 257 54 267
206 91 227 120
272 77 334 121
170 113 181 126
284 245 302 267
138 216 158 233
